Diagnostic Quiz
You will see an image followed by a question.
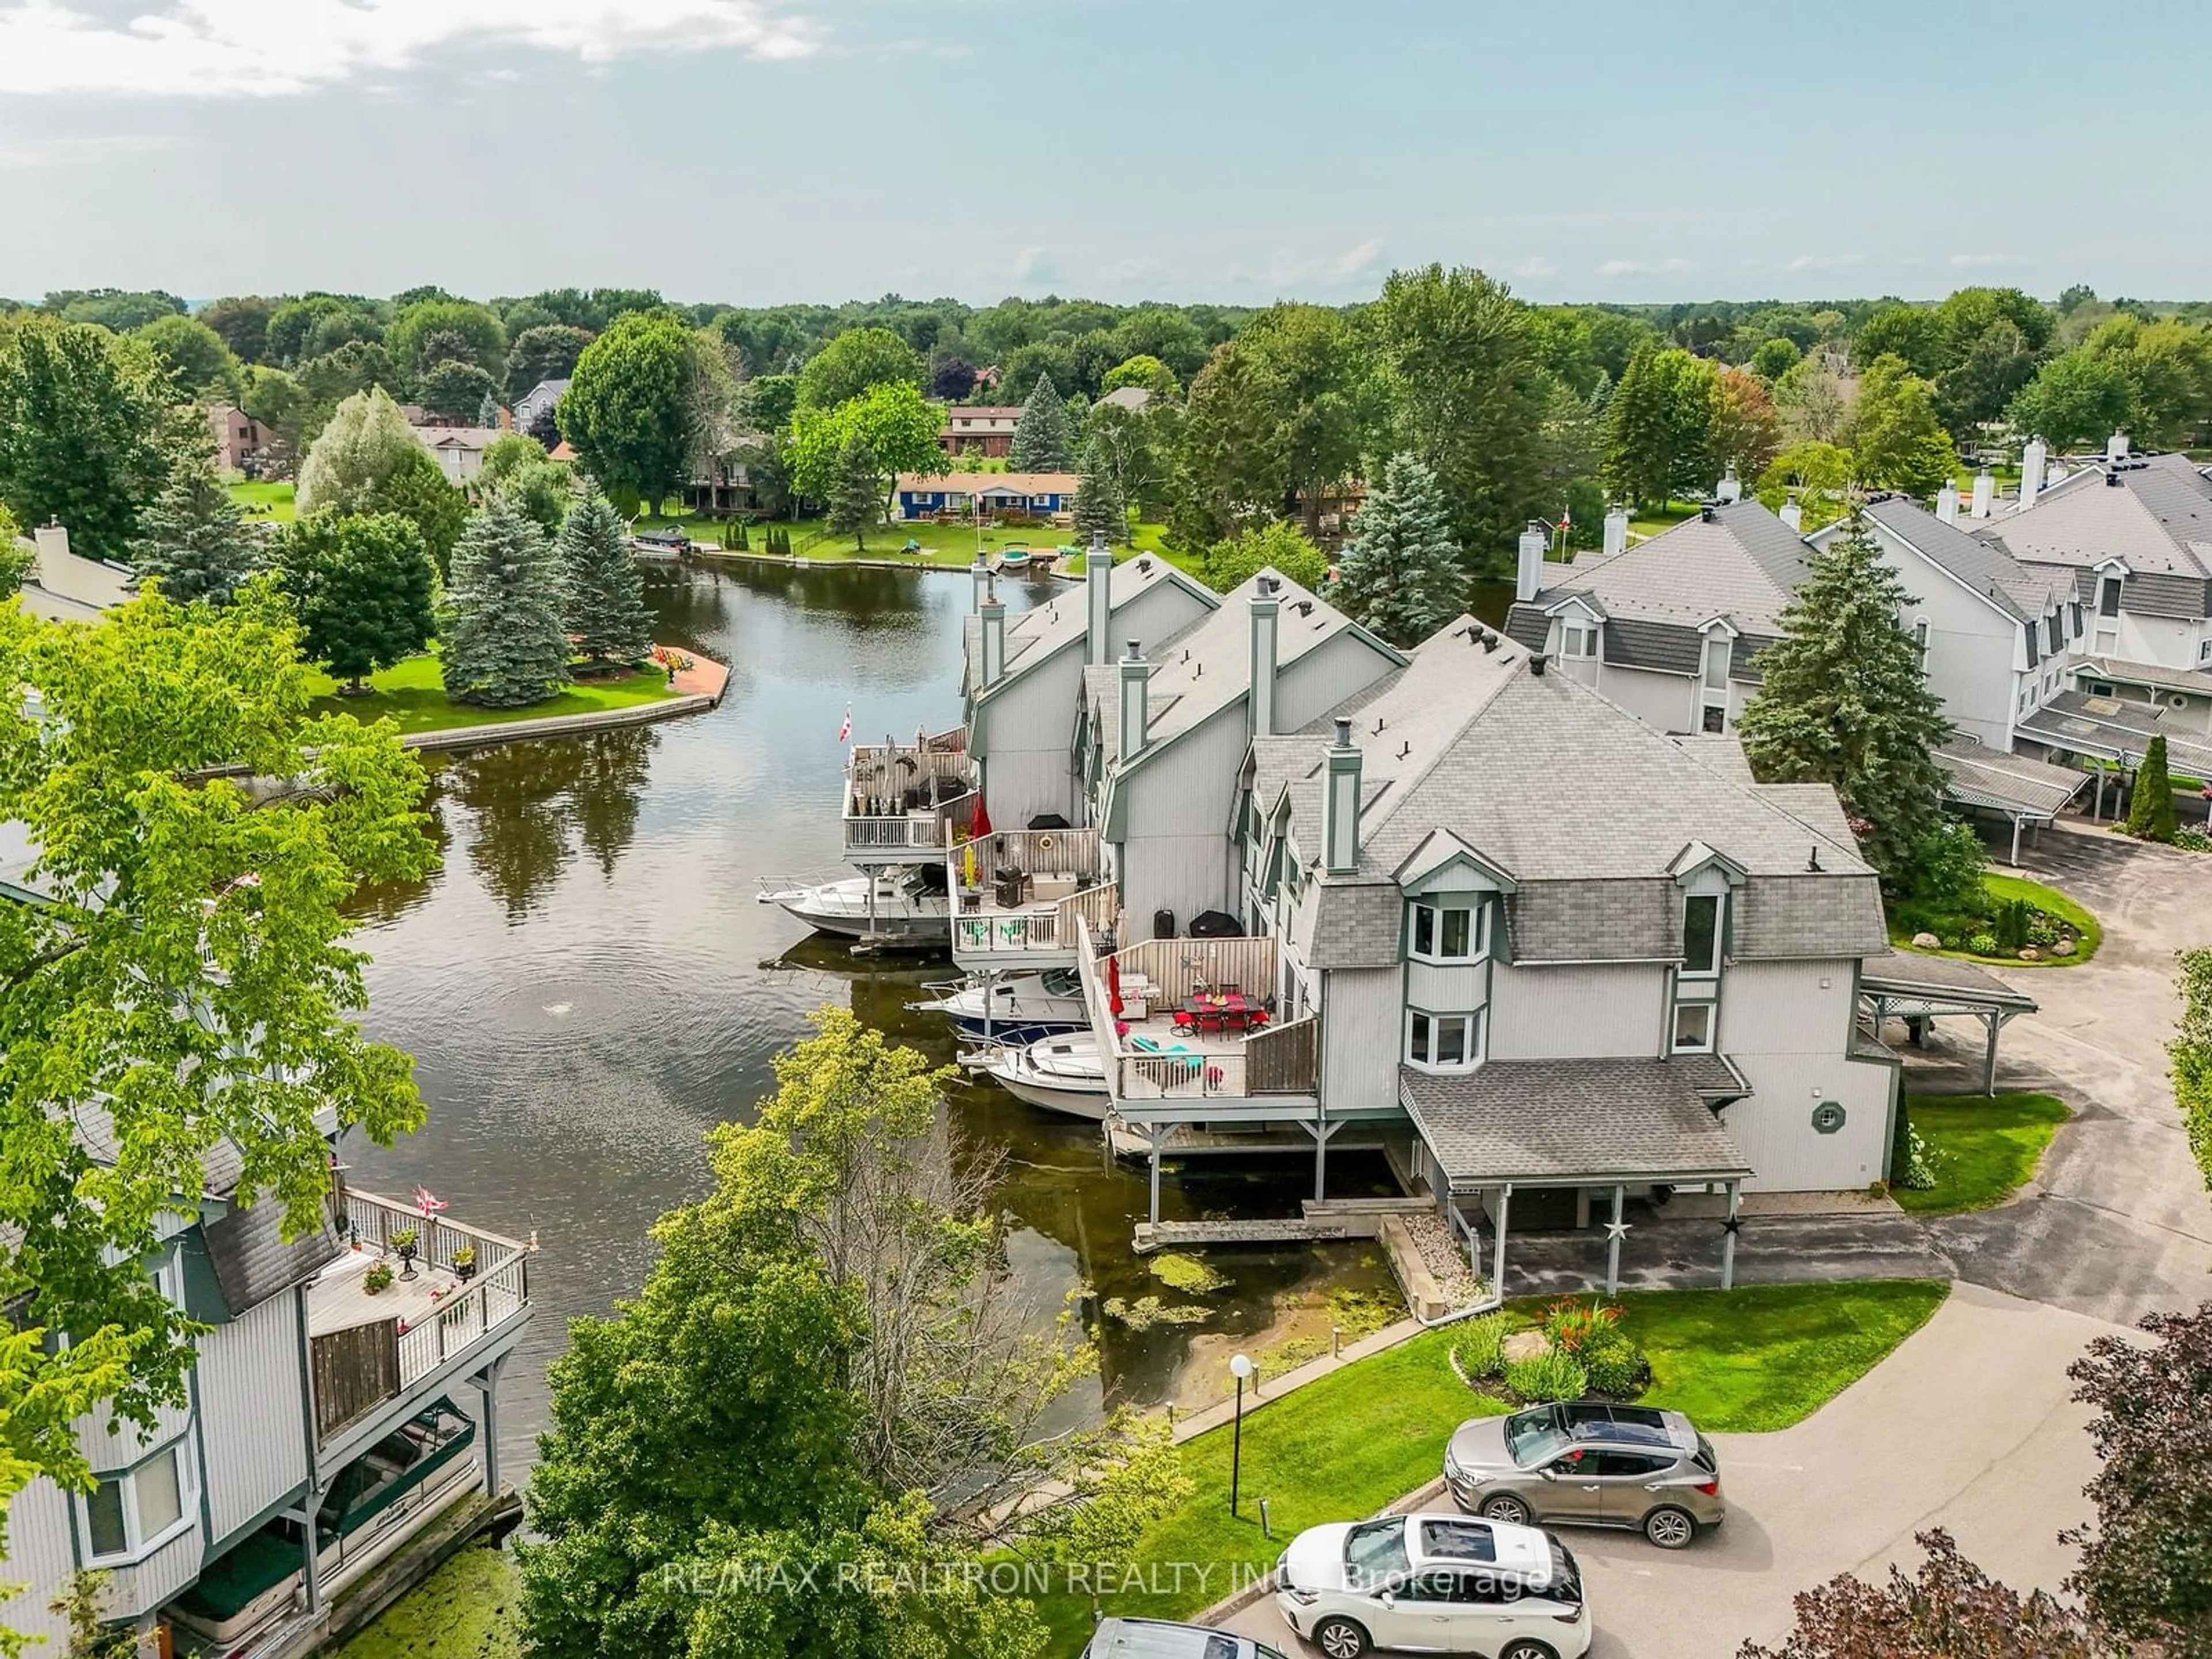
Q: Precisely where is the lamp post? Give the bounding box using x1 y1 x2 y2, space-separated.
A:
1229 1353 1255 1517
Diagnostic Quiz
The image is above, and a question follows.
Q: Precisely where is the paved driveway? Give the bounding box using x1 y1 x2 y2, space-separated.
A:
1221 823 2210 1658
1221 1284 2120 1659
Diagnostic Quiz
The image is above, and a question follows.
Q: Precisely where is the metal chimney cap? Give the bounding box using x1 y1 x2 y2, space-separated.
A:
1123 640 1143 662
1332 717 1354 748
1256 575 1279 597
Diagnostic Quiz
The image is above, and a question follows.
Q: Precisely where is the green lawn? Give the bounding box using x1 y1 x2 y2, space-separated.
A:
1031 1279 1948 1652
1627 503 1699 541
1889 872 2102 967
307 654 677 736
229 479 296 524
1893 1094 2071 1215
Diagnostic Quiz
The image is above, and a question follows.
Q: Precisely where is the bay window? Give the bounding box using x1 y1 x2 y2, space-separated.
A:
1409 900 1485 963
84 1442 192 1563
1407 1008 1483 1071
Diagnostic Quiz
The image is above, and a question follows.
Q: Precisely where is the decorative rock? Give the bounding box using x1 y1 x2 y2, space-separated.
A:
2052 938 2076 956
1911 931 1942 949
1502 1330 1550 1364
2018 946 2041 961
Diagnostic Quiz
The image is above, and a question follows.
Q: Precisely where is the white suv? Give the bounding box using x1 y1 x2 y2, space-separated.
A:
1274 1512 1590 1658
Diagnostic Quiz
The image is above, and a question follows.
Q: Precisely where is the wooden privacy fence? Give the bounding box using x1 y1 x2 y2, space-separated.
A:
311 1323 399 1445
1111 935 1278 1006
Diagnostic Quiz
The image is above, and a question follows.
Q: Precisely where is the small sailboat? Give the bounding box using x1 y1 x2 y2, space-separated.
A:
757 863 951 944
910 967 1090 1043
969 1032 1111 1120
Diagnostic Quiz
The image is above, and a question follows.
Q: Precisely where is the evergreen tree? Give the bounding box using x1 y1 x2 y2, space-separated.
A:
131 439 262 606
441 494 572 708
1007 372 1075 471
1071 438 1126 547
1737 515 1955 885
2125 734 2178 842
1602 343 1721 509
1331 452 1467 647
827 432 880 551
275 512 437 691
558 489 654 665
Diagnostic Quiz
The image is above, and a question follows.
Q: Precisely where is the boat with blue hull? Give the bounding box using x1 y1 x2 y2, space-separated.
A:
910 966 1090 1043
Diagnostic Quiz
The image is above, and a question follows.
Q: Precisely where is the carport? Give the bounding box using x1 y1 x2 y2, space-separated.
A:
1400 1057 1755 1297
2016 691 2212 824
1860 953 2040 1095
1936 738 2090 865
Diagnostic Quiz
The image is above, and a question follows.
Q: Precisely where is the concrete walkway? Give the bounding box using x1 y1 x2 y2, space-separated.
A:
1221 1283 2123 1659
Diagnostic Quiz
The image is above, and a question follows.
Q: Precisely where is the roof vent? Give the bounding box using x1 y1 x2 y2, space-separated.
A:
1398 741 1411 759
1137 555 1153 572
1807 844 1823 873
1530 652 1548 677
1699 504 1717 522
1257 574 1279 596
1482 634 1499 653
1332 717 1354 749
2105 471 2124 487
1373 717 1385 734
1294 600 1315 619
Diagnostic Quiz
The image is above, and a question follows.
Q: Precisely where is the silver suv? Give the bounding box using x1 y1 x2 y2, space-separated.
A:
1276 1512 1590 1658
1444 1402 1724 1550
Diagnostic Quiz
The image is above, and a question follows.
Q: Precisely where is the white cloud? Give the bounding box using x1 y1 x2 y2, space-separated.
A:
1783 252 1866 272
1012 246 1057 284
0 131 177 168
1594 257 1691 278
1330 238 1383 280
1511 256 1558 281
1950 252 2027 269
0 0 820 98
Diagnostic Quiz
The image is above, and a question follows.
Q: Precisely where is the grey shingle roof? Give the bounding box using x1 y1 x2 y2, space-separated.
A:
202 1199 343 1317
1523 502 1811 634
2017 689 2212 776
1861 950 2039 1012
1399 1057 1754 1188
1980 453 2212 582
2073 653 2212 696
979 552 1216 699
1858 496 2070 623
1258 620 1886 964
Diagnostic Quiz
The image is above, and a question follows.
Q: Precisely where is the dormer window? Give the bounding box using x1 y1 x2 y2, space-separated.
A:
1410 900 1487 963
1681 893 1722 977
1559 621 1599 660
2097 574 2122 618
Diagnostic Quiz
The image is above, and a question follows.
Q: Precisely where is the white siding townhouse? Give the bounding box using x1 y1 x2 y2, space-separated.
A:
0 1124 531 1656
1060 612 1903 1287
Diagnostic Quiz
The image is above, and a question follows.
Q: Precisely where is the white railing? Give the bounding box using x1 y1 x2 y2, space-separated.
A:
393 1252 528 1388
952 881 1120 957
845 814 957 853
1071 918 1312 1103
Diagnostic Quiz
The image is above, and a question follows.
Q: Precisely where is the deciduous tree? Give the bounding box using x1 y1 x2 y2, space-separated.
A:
559 311 695 516
479 433 572 535
413 358 498 423
0 316 180 563
1007 372 1076 471
788 382 944 518
387 298 506 382
1737 516 1955 885
1235 303 1385 537
2173 949 2212 1198
1749 337 1802 382
1165 345 1285 550
1603 343 1720 508
1775 355 1850 444
1754 441 1854 532
1851 303 1944 378
1101 354 1180 399
1371 264 1555 555
503 323 594 403
1843 355 1958 497
133 314 244 403
2082 316 2212 449
557 491 654 664
1332 452 1465 646
1203 519 1329 594
1710 366 1783 484
797 327 921 412
0 585 432 1554
441 494 572 707
1736 1530 2103 1659
197 296 277 365
2008 351 2134 450
297 387 467 573
276 512 436 690
2063 1304 2212 1656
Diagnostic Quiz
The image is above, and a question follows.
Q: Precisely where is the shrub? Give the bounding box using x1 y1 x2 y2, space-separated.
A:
1541 1296 1623 1355
1967 933 2001 957
1994 897 2035 952
1454 1314 1509 1381
363 1262 395 1294
1897 1123 1942 1190
2027 922 2059 948
2176 827 2212 853
1581 1338 1650 1399
1505 1350 1589 1404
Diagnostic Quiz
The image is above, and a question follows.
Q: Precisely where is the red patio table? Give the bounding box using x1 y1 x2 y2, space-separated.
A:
1184 991 1261 1032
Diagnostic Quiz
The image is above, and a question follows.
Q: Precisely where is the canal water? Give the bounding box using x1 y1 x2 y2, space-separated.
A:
344 560 1415 1483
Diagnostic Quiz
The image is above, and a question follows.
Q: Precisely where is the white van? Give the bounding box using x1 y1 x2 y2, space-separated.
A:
1080 1616 1291 1659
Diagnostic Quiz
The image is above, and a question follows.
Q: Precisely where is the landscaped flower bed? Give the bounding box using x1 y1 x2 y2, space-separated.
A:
1890 873 2100 966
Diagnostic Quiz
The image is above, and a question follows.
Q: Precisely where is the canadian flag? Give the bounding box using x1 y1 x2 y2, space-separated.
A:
838 705 852 743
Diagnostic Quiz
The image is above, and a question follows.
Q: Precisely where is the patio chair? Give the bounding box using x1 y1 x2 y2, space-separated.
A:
1171 1010 1194 1033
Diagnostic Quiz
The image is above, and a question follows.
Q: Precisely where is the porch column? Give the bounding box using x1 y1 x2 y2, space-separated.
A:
1605 1184 1627 1297
1147 1127 1163 1226
2093 767 2106 822
300 1503 323 1613
1719 1180 1742 1290
2009 813 2025 867
1983 1012 2002 1096
1305 1118 1343 1201
1491 1184 1513 1302
476 1357 505 1494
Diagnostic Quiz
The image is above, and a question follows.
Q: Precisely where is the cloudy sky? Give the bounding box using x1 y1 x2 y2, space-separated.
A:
0 0 2202 307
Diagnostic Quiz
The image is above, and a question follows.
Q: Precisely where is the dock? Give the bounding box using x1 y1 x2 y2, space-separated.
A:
1104 1123 1393 1160
1132 1217 1356 1254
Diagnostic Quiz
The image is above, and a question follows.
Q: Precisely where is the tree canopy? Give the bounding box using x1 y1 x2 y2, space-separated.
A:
558 490 654 664
0 586 433 1551
276 512 437 689
1604 343 1721 508
1203 518 1328 594
796 326 921 412
789 382 944 516
1842 355 1958 497
130 433 263 606
559 311 697 515
0 315 180 563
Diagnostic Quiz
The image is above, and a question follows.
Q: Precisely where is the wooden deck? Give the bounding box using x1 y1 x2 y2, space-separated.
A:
308 1251 466 1338
1132 1217 1358 1254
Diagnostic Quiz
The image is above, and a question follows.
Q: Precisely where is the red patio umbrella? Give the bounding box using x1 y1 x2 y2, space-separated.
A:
970 794 992 840
1107 952 1123 1017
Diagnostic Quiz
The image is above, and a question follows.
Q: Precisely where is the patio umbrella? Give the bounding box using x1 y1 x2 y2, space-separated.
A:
971 795 993 840
1107 952 1123 1017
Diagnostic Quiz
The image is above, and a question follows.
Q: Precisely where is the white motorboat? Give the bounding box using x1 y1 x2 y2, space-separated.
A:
910 967 1090 1043
970 1033 1111 1120
757 865 951 944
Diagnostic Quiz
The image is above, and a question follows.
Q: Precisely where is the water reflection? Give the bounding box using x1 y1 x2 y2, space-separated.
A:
345 563 1397 1480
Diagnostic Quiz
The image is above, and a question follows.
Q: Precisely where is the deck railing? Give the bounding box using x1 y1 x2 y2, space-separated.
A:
948 828 1116 957
1072 919 1315 1101
953 881 1120 956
